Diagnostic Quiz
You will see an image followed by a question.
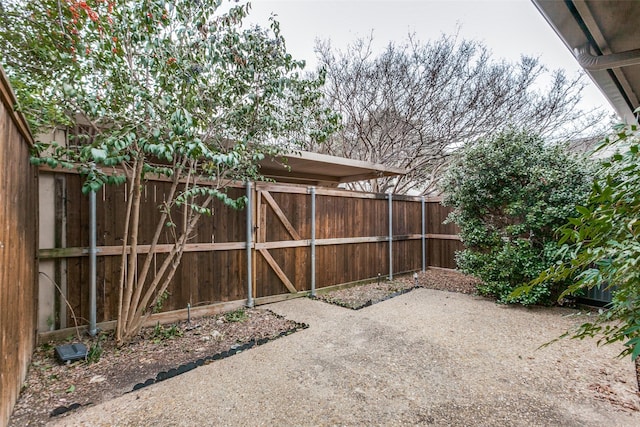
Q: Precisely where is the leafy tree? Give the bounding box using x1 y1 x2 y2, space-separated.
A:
440 128 592 305
0 0 337 344
517 121 640 360
308 33 606 194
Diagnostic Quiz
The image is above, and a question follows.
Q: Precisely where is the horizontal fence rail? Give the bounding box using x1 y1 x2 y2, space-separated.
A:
39 234 462 259
37 169 463 334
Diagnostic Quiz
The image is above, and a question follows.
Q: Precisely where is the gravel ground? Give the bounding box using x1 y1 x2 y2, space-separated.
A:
48 287 640 426
12 269 473 426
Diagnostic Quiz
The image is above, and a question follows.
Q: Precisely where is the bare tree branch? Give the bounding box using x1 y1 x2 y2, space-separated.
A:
309 33 607 194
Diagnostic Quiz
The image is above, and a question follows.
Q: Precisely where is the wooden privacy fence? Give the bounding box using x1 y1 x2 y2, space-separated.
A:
38 171 462 331
0 67 38 427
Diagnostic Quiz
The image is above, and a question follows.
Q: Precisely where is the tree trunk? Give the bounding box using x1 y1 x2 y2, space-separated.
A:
116 157 144 346
116 158 138 345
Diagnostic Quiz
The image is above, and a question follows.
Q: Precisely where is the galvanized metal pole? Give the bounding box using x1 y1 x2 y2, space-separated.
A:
421 196 426 272
388 193 393 280
310 187 317 296
246 182 254 308
88 186 97 336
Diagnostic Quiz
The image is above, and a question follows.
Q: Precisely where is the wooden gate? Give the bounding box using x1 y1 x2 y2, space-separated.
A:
254 185 311 299
249 183 458 300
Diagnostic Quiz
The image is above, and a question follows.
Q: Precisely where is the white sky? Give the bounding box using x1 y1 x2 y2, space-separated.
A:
228 0 614 114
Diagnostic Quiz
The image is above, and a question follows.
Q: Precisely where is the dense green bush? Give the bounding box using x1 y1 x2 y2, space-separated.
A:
441 128 592 305
518 121 640 359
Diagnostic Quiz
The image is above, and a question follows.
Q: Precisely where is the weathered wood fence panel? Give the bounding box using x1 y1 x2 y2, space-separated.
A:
51 173 248 325
38 172 463 329
424 201 460 269
0 68 38 427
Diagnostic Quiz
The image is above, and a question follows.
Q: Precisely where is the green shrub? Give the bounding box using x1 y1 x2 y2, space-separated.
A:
441 128 592 305
518 121 640 360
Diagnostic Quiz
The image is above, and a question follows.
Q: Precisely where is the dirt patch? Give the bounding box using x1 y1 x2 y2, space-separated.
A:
315 268 481 309
405 268 482 294
313 279 416 309
9 309 304 427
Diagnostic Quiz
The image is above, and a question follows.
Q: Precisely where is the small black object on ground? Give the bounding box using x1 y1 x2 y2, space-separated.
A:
54 343 88 364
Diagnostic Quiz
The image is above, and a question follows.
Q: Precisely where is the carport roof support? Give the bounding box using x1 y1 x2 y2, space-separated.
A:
532 0 640 124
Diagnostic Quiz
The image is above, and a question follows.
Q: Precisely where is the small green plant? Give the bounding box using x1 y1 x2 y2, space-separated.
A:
39 342 54 353
86 334 106 364
153 290 171 314
224 309 248 323
151 322 183 343
46 315 55 331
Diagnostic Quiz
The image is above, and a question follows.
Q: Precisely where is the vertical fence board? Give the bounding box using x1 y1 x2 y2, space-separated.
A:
427 239 462 269
0 70 38 426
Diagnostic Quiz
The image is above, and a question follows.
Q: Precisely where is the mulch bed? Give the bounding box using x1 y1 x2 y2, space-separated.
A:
314 269 480 309
313 280 417 310
9 309 305 427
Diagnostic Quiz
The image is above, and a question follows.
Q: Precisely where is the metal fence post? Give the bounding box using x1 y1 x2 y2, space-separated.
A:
88 186 97 336
246 182 254 308
421 196 426 272
310 186 317 296
388 193 393 280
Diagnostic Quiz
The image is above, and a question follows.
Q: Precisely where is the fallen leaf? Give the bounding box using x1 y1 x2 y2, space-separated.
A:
89 375 106 384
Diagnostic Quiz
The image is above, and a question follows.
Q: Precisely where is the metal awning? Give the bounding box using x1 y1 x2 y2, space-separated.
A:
258 151 406 187
532 0 640 124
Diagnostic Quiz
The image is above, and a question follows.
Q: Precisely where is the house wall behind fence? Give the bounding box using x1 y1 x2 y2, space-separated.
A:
0 70 38 427
38 172 463 329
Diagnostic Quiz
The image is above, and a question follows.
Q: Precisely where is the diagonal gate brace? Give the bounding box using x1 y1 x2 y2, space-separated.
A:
259 249 298 294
